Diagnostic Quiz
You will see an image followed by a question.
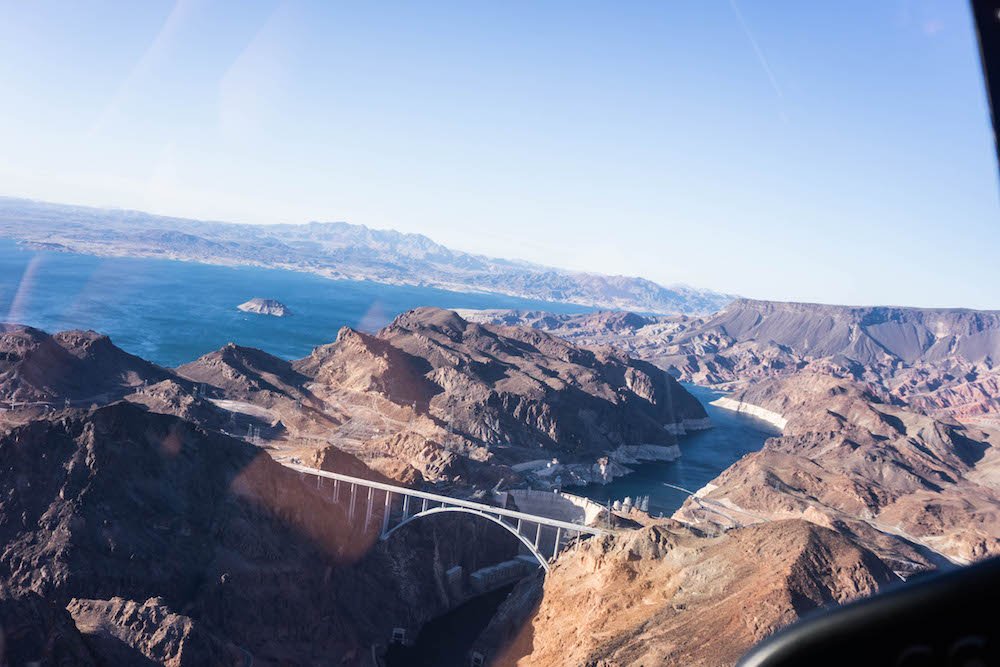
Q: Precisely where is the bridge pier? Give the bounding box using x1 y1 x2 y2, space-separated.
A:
381 491 392 536
364 487 374 529
348 483 357 522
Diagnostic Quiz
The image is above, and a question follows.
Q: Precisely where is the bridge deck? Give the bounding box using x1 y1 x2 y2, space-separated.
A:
284 462 613 537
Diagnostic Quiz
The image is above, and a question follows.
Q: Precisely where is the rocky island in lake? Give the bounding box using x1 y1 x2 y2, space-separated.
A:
237 297 290 317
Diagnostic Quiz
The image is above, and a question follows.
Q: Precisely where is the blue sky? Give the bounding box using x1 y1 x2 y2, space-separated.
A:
1 1 997 308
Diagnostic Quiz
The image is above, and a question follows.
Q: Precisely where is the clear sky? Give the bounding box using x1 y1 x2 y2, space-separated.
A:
1 1 998 309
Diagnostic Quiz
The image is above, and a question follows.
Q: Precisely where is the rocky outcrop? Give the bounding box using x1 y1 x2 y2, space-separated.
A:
67 597 244 666
675 374 1000 569
471 572 544 661
286 307 710 484
494 520 896 667
177 342 309 402
123 379 231 428
237 298 290 317
0 324 175 405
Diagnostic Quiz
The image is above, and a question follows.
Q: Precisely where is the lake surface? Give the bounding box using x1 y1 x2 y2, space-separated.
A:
0 239 588 367
572 384 780 517
0 238 774 517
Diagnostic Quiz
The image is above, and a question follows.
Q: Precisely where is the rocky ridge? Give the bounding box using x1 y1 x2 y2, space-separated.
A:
177 307 710 486
3 302 998 665
462 300 1000 425
0 400 535 664
0 310 710 491
494 520 897 667
0 324 177 406
673 373 1000 569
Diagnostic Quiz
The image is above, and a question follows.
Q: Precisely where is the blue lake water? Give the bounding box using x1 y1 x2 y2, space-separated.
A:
0 239 773 515
573 384 780 517
0 239 588 367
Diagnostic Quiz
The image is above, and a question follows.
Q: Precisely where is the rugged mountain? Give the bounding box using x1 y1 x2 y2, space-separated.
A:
335 307 708 453
0 402 364 661
674 373 1000 568
177 342 308 401
0 324 176 405
463 300 1000 424
173 308 710 486
1 311 997 665
674 299 1000 365
0 197 733 314
0 400 531 664
494 520 897 667
0 326 267 443
0 312 709 490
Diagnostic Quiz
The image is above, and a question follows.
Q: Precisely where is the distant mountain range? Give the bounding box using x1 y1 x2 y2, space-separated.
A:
462 299 1000 426
0 197 732 314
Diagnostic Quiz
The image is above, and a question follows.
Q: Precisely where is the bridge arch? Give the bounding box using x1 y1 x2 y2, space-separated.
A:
380 505 551 572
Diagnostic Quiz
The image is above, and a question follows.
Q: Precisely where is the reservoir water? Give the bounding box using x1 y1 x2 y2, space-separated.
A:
572 384 780 517
0 239 587 367
0 238 776 515
1 240 775 501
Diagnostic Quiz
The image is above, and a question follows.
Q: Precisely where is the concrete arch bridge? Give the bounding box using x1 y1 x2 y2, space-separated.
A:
284 463 613 572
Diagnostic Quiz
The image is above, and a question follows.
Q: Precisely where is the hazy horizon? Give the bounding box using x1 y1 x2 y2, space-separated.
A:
2 2 998 309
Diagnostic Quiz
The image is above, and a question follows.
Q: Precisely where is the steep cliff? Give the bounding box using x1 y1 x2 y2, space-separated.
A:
494 520 896 667
674 374 1000 568
0 401 536 664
